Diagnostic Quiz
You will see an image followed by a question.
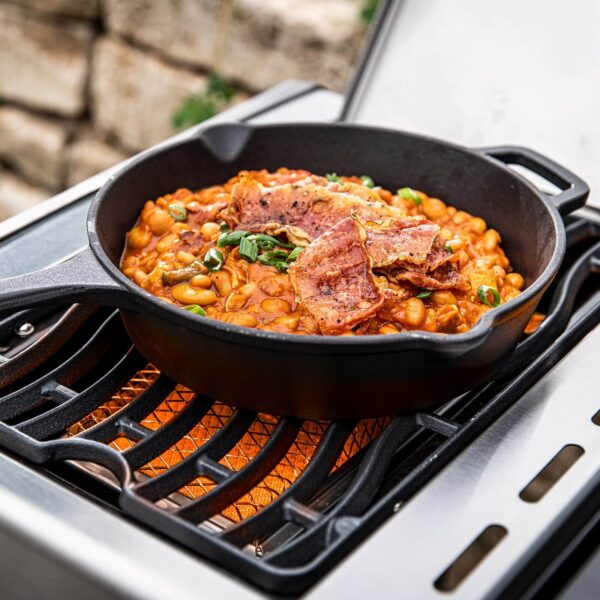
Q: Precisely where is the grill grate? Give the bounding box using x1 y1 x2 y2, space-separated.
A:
0 219 598 595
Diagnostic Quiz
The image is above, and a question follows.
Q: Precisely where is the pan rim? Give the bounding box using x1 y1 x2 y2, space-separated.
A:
88 121 566 352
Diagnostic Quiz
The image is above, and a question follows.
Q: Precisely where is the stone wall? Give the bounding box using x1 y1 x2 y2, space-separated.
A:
0 0 367 220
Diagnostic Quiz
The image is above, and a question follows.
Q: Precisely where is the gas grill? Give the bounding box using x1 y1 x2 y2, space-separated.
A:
1 4 600 599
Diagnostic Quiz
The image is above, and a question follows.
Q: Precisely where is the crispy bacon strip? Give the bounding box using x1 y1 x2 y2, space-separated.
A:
360 217 440 268
289 218 384 334
390 263 469 291
229 176 403 239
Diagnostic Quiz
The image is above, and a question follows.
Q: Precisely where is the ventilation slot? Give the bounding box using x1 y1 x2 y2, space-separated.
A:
434 525 507 592
519 444 584 503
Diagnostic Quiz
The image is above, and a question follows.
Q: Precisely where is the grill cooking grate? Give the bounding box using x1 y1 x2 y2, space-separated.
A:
0 219 598 595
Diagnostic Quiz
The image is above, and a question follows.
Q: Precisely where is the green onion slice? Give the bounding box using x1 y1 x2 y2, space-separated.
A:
220 222 230 233
239 236 259 262
477 285 502 308
416 290 433 299
287 246 303 262
217 229 248 247
203 247 224 272
397 187 422 206
360 175 375 188
252 233 294 249
168 204 187 221
183 304 207 316
444 242 454 253
326 173 343 184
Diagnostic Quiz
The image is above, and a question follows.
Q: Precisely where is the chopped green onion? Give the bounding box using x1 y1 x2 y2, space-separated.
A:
168 204 187 221
360 175 375 188
217 229 248 247
239 236 259 262
477 285 502 308
203 247 224 272
326 172 343 184
274 262 289 273
220 222 230 233
397 187 422 206
287 246 303 262
184 304 207 316
252 233 294 249
266 249 290 259
416 290 433 299
444 242 454 253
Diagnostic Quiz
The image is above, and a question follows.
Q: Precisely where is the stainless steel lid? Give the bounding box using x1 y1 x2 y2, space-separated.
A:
344 0 600 207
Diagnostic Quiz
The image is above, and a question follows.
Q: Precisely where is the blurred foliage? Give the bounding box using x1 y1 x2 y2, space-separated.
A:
361 0 380 24
172 73 236 129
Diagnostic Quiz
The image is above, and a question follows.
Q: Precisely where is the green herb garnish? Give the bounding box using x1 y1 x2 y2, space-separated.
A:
258 249 296 272
287 247 303 262
220 223 230 233
477 285 502 308
203 248 224 272
397 187 422 206
217 229 248 247
252 233 294 249
168 204 187 221
444 242 454 253
360 175 376 188
184 304 207 316
239 236 259 262
416 290 433 300
327 173 343 184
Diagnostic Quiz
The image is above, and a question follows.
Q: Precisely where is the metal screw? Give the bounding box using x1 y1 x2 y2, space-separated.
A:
16 322 35 338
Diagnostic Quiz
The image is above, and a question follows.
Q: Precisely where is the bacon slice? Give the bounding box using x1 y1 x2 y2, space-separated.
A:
229 176 403 239
361 217 440 268
390 263 469 291
288 218 384 334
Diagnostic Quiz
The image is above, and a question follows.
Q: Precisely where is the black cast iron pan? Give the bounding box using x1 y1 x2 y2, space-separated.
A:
0 123 589 419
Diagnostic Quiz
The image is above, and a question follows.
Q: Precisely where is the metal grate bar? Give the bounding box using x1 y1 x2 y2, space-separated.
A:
284 499 323 528
16 348 146 440
495 240 600 379
119 418 154 441
78 374 175 443
220 421 354 546
416 412 460 437
0 311 124 421
197 457 233 483
0 305 98 391
265 416 417 566
135 409 255 502
121 394 213 470
175 418 301 523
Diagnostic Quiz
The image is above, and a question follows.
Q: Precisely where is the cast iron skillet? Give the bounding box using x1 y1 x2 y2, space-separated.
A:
0 123 589 419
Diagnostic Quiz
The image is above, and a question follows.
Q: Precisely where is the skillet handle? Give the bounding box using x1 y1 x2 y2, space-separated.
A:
476 145 589 216
0 246 131 312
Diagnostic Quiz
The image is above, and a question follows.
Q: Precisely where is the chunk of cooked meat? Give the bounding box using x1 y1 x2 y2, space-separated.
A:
360 216 440 268
389 263 469 291
229 176 403 239
288 217 384 334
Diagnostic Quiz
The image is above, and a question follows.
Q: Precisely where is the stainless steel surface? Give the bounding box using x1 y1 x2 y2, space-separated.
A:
311 325 600 600
345 0 600 209
0 453 262 600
